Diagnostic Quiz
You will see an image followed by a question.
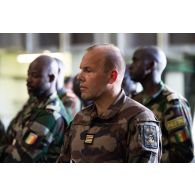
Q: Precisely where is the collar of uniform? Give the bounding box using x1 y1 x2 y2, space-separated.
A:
90 89 126 120
142 81 165 105
37 92 58 108
57 88 66 98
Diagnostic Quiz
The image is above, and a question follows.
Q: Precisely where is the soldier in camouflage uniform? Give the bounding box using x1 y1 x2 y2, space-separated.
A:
129 46 194 162
55 58 81 121
1 55 71 162
58 44 162 163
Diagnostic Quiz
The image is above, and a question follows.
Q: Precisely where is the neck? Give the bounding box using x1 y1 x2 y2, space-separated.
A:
141 76 162 96
95 87 121 116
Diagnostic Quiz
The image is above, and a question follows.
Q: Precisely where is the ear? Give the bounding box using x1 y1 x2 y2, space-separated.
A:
109 69 118 84
145 61 155 75
48 74 55 82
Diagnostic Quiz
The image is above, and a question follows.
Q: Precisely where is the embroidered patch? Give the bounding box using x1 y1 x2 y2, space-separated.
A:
25 132 38 145
166 116 185 131
140 125 158 149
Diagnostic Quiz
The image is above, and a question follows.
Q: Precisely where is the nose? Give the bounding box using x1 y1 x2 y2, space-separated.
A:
77 71 84 82
27 74 32 85
128 63 132 72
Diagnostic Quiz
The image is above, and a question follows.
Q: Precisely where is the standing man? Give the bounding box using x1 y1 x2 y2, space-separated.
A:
2 55 70 162
58 44 162 163
55 58 81 121
129 46 194 162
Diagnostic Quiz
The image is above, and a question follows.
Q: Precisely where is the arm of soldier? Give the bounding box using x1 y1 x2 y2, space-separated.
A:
57 123 72 163
127 110 162 163
5 110 66 162
163 99 194 162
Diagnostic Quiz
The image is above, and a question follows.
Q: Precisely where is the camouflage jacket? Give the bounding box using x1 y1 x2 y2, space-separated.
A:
2 93 71 163
132 82 194 162
58 88 81 121
58 90 162 163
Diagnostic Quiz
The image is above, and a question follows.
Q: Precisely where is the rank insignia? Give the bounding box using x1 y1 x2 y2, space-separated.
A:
84 134 95 144
140 125 158 149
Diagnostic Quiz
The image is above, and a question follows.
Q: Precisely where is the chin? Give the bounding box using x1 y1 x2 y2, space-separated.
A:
81 94 91 101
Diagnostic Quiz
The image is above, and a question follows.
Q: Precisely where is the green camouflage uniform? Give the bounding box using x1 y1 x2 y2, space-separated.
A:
2 93 71 163
58 90 162 163
132 82 194 162
58 89 81 121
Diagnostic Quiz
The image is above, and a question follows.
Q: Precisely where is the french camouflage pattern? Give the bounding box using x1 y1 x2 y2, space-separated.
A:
58 90 162 163
58 89 81 121
2 93 71 162
132 82 194 162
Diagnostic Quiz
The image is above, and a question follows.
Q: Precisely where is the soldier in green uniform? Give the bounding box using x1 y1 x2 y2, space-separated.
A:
58 44 162 163
1 55 70 162
129 46 194 162
55 58 81 121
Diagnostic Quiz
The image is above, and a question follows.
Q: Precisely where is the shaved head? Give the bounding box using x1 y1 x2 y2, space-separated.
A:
135 46 167 73
86 44 125 83
27 55 58 97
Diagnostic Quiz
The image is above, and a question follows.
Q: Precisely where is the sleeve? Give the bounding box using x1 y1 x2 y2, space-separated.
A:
4 110 67 163
163 98 194 162
127 110 162 163
56 123 72 163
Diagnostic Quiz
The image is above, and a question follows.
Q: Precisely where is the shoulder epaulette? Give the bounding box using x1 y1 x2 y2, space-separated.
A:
166 93 179 102
46 104 60 112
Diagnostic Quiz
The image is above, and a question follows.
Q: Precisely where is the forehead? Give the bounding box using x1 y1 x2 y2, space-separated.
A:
28 60 45 73
80 49 104 68
133 50 145 59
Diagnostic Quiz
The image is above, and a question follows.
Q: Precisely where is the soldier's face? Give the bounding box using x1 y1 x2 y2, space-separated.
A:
77 50 111 101
27 61 50 97
129 50 148 82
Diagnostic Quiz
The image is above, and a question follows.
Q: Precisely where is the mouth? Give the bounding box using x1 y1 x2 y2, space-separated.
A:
80 86 87 93
27 84 33 92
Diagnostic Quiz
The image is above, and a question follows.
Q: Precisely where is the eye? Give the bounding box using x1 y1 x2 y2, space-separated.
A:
83 67 92 73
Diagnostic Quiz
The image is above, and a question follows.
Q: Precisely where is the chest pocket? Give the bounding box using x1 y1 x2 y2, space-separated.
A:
71 120 128 154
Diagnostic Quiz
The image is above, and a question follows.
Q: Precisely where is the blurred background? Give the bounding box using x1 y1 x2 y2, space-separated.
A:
0 33 195 128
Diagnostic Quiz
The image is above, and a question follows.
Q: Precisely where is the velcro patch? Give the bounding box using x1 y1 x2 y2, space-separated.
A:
165 116 185 131
140 125 158 149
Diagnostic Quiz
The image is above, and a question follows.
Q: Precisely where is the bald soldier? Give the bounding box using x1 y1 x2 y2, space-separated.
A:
129 46 194 162
2 55 70 162
58 44 162 163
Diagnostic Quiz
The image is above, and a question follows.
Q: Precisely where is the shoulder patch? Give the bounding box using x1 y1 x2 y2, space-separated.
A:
139 124 158 149
165 116 186 131
167 93 178 102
